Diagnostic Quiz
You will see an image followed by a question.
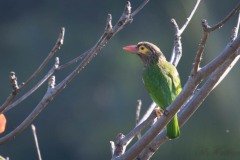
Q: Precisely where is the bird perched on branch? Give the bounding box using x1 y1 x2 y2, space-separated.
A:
123 41 182 139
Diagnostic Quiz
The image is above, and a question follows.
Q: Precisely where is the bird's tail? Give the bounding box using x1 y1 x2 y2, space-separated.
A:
166 114 180 139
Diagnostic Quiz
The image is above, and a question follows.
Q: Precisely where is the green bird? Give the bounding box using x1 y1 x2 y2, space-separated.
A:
123 41 182 139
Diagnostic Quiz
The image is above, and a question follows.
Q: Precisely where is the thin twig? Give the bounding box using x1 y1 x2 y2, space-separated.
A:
191 23 209 76
58 49 91 70
179 0 201 34
200 33 240 78
236 11 240 37
112 108 159 158
0 72 19 113
138 102 156 125
0 0 149 144
20 27 64 90
137 25 240 160
57 0 150 70
136 100 142 126
58 14 113 70
117 74 197 160
0 78 56 144
4 63 56 112
131 0 150 17
205 3 240 32
138 51 240 160
9 71 19 94
136 100 142 139
116 14 240 160
170 0 201 66
31 124 42 160
0 28 64 113
230 11 240 41
170 18 182 66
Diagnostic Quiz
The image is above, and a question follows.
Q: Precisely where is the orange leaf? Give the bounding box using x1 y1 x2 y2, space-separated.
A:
0 114 6 134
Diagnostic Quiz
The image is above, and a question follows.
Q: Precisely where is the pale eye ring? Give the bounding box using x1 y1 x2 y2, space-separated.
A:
140 46 144 50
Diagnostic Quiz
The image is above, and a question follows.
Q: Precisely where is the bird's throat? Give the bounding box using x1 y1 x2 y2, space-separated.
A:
137 53 148 65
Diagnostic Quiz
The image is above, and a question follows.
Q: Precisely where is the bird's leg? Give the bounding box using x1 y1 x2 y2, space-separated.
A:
154 107 163 118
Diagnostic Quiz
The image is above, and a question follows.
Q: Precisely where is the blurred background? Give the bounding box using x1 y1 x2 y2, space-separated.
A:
0 0 240 159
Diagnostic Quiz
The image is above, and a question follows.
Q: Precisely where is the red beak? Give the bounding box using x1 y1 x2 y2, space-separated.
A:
122 45 138 54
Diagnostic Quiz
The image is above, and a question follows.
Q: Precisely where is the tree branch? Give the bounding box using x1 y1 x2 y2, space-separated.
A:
170 0 201 66
0 72 19 113
31 124 42 160
19 27 65 90
113 2 240 160
0 0 149 144
112 108 160 158
0 27 64 113
191 21 209 76
137 9 240 160
138 48 240 160
205 3 240 32
3 58 58 112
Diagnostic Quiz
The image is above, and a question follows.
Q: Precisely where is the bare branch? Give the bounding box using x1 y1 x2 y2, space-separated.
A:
110 141 115 156
4 66 56 112
230 12 240 41
31 124 42 160
170 18 182 66
105 14 113 33
170 0 201 66
179 0 201 34
1 29 64 113
137 26 240 160
20 27 65 90
200 34 240 78
48 76 56 89
0 94 15 113
236 11 240 36
112 109 159 158
0 87 55 143
136 53 240 160
138 102 156 125
0 72 19 113
9 71 19 94
204 3 240 32
191 26 209 76
58 1 150 70
117 74 197 160
112 133 127 158
138 50 240 160
113 2 240 160
0 0 149 144
131 0 150 17
135 100 142 126
136 100 142 140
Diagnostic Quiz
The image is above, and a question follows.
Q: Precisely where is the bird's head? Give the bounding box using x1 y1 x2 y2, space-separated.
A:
123 41 166 65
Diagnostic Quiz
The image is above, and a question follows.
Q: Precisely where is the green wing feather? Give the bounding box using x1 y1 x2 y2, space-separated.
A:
143 60 181 139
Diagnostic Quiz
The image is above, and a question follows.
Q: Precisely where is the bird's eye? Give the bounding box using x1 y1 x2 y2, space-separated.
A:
140 46 145 50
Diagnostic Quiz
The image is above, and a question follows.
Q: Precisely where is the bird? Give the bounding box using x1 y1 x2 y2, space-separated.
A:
123 41 182 139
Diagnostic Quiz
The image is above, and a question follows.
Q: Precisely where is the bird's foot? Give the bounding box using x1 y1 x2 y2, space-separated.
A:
154 108 163 118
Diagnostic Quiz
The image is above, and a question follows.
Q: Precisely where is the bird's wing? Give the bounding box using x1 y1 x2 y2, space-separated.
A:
163 62 182 99
143 64 174 109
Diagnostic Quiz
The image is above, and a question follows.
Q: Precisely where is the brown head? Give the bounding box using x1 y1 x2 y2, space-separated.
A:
123 41 166 66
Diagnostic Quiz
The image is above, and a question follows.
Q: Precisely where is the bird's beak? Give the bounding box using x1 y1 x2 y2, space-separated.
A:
122 45 138 54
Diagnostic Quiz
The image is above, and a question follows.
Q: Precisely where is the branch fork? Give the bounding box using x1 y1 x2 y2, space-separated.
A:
111 1 240 160
0 0 150 145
